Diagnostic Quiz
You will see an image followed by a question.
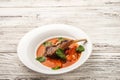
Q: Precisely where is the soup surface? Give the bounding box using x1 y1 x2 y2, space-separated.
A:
36 37 85 70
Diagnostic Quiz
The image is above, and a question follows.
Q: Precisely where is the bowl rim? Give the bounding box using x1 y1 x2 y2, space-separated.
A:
17 24 92 74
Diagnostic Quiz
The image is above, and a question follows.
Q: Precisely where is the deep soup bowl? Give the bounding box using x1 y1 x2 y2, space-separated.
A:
17 24 92 74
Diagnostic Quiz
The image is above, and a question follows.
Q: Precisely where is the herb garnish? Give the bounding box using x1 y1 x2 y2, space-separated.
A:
52 66 61 70
58 37 64 43
56 48 66 60
43 41 52 47
36 56 46 62
76 45 85 53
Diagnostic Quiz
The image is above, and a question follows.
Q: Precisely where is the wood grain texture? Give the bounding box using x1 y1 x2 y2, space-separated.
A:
0 0 119 7
0 0 120 79
0 53 120 80
0 7 120 53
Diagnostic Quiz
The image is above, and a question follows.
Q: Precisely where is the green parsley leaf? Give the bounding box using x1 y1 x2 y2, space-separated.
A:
52 66 61 70
36 56 46 62
58 37 64 43
76 45 85 53
56 48 66 60
43 41 52 47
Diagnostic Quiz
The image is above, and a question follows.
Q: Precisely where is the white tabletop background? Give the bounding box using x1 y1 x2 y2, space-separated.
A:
0 0 120 80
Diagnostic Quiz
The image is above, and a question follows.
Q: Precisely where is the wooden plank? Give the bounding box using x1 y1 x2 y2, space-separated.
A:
0 0 119 8
0 7 120 53
0 26 120 53
0 7 120 15
0 53 120 80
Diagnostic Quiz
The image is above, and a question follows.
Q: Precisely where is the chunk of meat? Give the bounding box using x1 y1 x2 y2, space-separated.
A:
44 46 57 56
44 40 74 57
58 40 74 49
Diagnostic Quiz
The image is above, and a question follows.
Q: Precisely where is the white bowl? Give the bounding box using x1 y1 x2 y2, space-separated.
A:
17 24 92 74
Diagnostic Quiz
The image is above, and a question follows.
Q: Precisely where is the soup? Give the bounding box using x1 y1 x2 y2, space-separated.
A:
36 37 86 70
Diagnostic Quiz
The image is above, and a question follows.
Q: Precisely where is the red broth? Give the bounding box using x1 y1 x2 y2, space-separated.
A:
36 37 81 69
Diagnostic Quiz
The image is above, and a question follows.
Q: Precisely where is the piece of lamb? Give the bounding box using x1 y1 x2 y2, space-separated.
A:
44 40 74 57
58 40 74 50
44 46 57 56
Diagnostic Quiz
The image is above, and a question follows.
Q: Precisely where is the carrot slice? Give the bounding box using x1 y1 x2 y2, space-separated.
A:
37 45 45 57
49 38 58 44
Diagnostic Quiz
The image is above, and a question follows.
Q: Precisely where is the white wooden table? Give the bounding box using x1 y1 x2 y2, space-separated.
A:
0 0 120 80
